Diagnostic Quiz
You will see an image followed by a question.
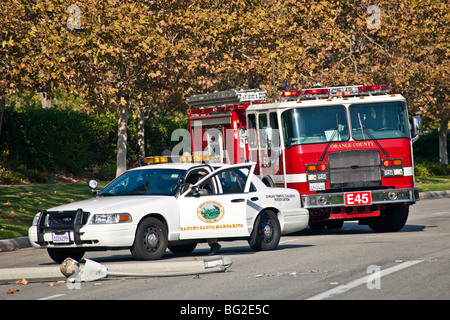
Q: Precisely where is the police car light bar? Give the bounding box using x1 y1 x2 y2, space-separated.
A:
143 154 220 165
144 156 169 164
187 89 267 108
281 85 390 100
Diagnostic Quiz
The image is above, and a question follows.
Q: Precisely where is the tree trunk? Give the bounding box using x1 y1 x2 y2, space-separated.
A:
116 104 128 177
138 108 148 162
0 92 5 140
438 116 449 165
39 92 52 109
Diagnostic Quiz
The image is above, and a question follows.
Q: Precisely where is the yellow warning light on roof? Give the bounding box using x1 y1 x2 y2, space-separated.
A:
193 155 203 162
181 155 210 163
144 156 168 164
179 155 193 163
144 154 215 165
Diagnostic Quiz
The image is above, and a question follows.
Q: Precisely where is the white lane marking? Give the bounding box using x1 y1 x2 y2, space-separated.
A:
306 260 423 300
38 294 66 300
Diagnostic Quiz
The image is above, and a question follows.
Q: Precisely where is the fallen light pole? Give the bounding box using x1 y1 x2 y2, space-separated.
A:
0 257 232 283
61 257 233 282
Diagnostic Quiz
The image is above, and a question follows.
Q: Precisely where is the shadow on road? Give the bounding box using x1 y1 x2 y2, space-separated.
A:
289 222 426 237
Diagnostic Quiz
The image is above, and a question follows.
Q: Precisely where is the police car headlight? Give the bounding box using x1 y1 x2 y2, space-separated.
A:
32 212 42 226
91 213 132 224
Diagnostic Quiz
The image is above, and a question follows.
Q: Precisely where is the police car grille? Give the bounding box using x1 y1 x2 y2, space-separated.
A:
46 211 90 228
328 150 381 189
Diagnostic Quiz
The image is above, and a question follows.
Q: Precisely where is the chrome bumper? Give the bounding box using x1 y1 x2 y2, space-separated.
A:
301 188 419 209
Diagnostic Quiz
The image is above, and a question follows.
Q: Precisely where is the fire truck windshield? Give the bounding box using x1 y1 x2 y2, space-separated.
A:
281 106 349 147
281 101 409 148
349 101 409 141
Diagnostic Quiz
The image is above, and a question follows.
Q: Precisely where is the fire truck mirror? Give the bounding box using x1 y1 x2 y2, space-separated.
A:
262 127 273 158
262 127 273 147
411 116 422 143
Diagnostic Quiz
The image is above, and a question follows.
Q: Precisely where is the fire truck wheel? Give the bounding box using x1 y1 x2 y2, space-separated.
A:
249 210 281 251
326 220 344 229
368 204 409 232
308 222 326 230
261 176 275 188
47 248 86 264
131 217 168 260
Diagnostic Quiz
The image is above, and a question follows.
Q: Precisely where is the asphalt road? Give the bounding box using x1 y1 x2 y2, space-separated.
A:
1 197 449 306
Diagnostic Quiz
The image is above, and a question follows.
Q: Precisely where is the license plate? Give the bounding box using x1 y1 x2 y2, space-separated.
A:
344 191 372 206
309 182 325 191
52 232 70 243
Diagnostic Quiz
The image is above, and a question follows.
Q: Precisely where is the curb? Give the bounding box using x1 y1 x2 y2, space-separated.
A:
1 190 449 251
419 190 450 199
0 236 31 251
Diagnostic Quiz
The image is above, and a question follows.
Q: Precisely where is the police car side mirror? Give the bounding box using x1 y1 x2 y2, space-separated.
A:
88 180 101 195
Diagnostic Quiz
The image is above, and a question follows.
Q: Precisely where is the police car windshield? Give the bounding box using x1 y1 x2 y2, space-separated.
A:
99 169 185 196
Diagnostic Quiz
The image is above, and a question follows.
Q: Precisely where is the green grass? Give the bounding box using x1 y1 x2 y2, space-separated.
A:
0 183 96 240
415 176 450 192
0 177 448 240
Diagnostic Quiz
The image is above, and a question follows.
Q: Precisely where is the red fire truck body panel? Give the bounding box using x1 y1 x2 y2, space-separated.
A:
187 86 421 232
189 105 249 165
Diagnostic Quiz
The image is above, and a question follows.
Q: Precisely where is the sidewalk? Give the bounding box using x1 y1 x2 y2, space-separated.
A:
1 190 449 251
418 189 450 199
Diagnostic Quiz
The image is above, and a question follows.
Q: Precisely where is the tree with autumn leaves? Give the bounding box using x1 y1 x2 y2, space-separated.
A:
1 0 448 175
1 0 185 175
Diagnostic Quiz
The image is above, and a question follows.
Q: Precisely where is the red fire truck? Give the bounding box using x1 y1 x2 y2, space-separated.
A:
186 85 422 232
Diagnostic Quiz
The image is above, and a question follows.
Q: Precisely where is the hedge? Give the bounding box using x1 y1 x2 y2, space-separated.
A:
0 107 118 178
0 107 187 183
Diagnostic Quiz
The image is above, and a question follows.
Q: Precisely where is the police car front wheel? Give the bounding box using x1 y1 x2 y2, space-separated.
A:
248 210 281 251
131 217 168 260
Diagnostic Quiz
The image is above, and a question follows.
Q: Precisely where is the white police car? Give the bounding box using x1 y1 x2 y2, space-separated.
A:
29 158 309 263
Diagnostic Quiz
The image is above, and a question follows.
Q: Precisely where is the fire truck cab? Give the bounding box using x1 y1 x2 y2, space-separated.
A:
187 85 421 232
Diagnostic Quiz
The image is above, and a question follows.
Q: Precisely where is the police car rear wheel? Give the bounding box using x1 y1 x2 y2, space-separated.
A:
131 217 168 260
249 210 281 251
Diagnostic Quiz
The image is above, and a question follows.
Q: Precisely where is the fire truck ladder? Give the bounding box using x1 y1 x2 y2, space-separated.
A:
187 89 267 108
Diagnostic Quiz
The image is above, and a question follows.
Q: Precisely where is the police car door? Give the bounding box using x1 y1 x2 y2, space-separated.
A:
178 163 255 240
